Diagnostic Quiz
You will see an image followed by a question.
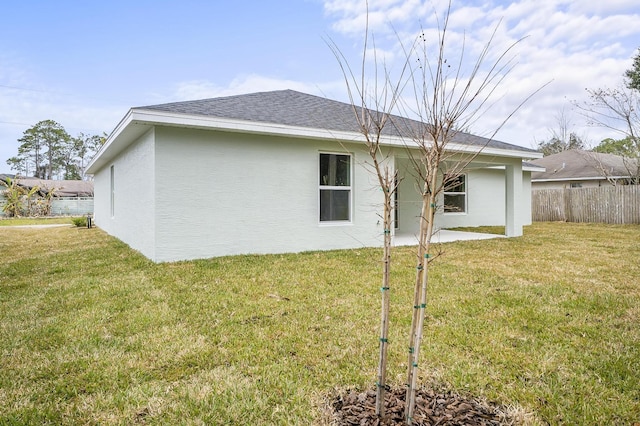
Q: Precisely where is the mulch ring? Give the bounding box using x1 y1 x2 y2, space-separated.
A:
328 386 518 426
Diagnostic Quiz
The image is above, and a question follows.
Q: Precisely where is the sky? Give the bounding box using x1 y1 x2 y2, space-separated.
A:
1 0 639 174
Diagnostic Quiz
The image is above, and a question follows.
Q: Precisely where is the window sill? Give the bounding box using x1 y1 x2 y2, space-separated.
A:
319 221 353 227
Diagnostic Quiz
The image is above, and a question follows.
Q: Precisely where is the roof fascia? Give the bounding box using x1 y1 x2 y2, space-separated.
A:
487 164 546 172
532 176 630 182
87 109 540 173
132 110 540 159
86 109 140 174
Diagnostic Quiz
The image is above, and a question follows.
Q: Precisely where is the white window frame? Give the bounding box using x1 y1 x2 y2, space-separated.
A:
318 152 353 224
110 165 115 218
443 174 467 215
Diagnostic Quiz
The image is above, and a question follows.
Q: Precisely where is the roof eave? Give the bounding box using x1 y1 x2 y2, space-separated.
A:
532 176 631 182
86 109 141 174
87 109 540 172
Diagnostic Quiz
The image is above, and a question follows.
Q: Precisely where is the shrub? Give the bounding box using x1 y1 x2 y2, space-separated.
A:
71 217 87 227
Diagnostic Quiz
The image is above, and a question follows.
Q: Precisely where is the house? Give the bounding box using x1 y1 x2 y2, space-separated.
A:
8 178 94 197
86 90 541 262
0 176 94 217
530 149 638 189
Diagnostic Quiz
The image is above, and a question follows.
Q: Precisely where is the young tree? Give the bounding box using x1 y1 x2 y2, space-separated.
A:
331 2 545 423
397 11 545 421
579 87 639 146
328 14 410 417
576 86 639 184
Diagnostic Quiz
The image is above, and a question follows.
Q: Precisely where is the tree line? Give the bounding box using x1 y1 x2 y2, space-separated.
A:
6 120 105 180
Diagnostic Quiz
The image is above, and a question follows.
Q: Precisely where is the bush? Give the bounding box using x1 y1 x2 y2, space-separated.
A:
71 217 87 227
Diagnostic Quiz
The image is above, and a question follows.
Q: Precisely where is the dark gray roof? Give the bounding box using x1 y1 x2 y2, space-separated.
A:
137 90 535 153
530 149 638 180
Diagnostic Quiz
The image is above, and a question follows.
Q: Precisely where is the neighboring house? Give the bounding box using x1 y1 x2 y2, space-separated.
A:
530 149 638 189
10 178 94 197
86 90 541 262
0 176 94 217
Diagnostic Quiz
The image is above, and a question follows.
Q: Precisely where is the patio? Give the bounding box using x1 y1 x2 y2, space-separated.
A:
393 229 505 247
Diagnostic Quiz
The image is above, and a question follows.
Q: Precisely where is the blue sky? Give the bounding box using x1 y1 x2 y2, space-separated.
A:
2 0 639 174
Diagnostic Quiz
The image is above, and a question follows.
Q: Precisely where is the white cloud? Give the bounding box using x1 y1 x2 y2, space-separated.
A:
568 0 640 14
321 0 640 148
164 75 348 105
324 0 426 36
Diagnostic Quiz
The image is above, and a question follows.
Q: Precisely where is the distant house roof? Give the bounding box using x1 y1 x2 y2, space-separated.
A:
13 178 93 197
530 149 637 182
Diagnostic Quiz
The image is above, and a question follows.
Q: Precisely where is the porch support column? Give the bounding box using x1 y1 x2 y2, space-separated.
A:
505 161 523 237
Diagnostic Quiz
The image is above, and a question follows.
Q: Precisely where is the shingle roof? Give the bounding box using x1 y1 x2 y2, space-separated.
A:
14 178 94 197
530 149 638 181
136 90 536 153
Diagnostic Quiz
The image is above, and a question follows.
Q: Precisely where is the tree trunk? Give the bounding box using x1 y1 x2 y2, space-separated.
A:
405 169 439 424
376 193 393 417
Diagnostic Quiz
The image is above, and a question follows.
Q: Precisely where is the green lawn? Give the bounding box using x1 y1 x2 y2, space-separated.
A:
0 223 638 425
0 216 79 226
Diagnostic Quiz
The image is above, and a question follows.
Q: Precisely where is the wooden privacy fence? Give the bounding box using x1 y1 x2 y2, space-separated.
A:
532 186 640 224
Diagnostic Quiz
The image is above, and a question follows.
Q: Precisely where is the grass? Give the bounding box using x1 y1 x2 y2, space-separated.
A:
447 225 506 235
0 222 639 425
0 216 81 226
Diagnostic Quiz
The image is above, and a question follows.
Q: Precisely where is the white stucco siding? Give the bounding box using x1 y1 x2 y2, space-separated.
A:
92 169 110 226
153 127 385 261
395 159 423 236
522 171 533 225
394 157 533 233
93 128 156 260
394 162 508 233
437 168 507 229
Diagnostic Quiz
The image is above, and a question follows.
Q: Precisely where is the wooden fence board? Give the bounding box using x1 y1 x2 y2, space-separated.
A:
532 186 640 224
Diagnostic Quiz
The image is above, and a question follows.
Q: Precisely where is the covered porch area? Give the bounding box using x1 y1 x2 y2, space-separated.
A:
392 152 530 239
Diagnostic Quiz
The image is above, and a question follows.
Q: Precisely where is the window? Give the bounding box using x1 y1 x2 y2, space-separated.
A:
443 174 466 213
319 153 351 222
110 165 115 218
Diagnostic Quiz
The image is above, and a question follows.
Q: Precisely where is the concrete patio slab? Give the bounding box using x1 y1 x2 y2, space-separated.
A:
393 229 505 247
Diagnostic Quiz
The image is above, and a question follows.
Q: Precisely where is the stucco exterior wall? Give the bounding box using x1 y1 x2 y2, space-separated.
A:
436 168 508 229
93 128 156 259
395 159 423 236
152 127 386 261
395 158 532 234
522 171 533 225
90 124 534 262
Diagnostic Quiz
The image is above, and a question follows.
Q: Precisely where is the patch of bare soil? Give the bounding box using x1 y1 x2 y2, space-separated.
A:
328 387 516 426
